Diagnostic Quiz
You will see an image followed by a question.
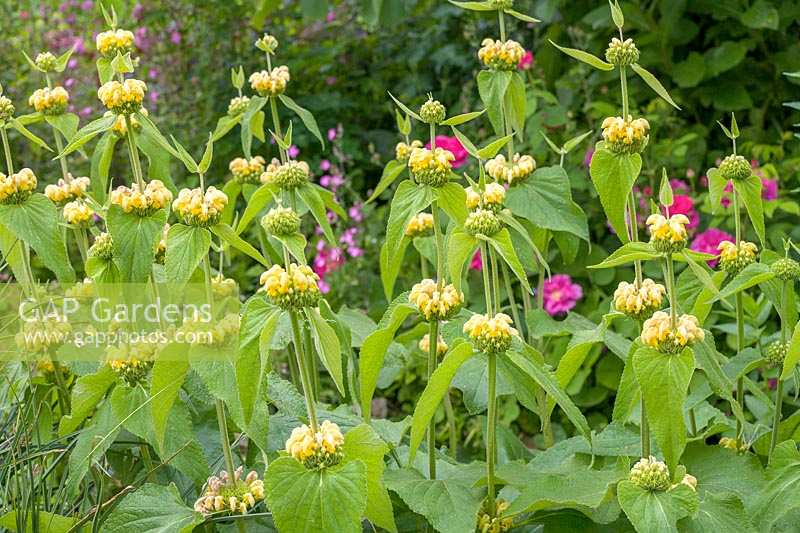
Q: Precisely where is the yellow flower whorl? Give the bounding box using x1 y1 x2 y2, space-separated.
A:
419 333 448 357
601 115 650 154
613 279 665 320
249 66 290 96
194 467 264 516
0 168 37 204
110 180 172 216
45 175 90 204
463 312 517 354
646 213 690 254
405 212 434 238
259 263 322 310
96 29 135 58
485 153 535 185
409 279 464 322
29 87 69 115
285 420 345 469
408 147 454 187
629 456 670 491
98 79 146 115
229 156 266 185
172 186 228 227
641 311 704 353
396 140 423 162
63 199 94 226
717 240 758 276
478 38 524 71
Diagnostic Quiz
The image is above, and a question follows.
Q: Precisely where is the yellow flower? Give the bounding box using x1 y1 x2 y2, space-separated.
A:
108 108 147 136
465 186 481 210
483 182 506 207
181 311 240 347
96 29 135 57
172 186 228 227
98 79 146 114
229 156 266 184
601 115 650 154
260 158 311 189
110 180 172 216
613 279 665 320
463 312 517 353
629 456 670 491
45 175 90 204
228 96 250 116
419 334 448 357
485 153 535 185
717 240 758 275
249 66 290 96
255 33 279 54
259 263 321 309
646 213 690 253
285 420 345 468
477 499 514 533
62 199 94 226
641 311 704 353
408 147 454 187
194 467 264 516
0 168 37 205
478 38 524 71
396 140 423 162
212 274 238 299
409 279 464 321
405 212 434 238
106 341 158 386
154 223 169 264
29 87 69 115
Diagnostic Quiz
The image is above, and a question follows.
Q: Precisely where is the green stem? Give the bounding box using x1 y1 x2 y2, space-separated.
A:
429 123 436 149
215 399 237 482
735 292 745 447
486 351 498 516
269 97 287 163
664 255 678 327
290 310 318 431
641 397 650 457
489 249 501 316
620 66 629 119
420 253 429 279
501 263 522 331
431 201 445 288
427 318 439 480
74 228 88 263
628 191 643 285
443 392 458 459
303 322 319 403
124 114 145 190
498 9 506 41
480 243 493 313
770 374 784 456
1 127 14 174
51 128 70 182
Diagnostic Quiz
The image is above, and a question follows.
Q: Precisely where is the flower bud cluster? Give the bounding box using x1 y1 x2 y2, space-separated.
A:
29 87 69 115
45 176 90 204
629 456 670 491
419 334 448 357
478 38 525 71
35 52 57 72
259 263 322 310
463 313 517 353
605 38 640 67
89 232 114 260
0 96 14 122
477 499 513 533
613 279 665 320
717 240 757 276
229 156 266 185
601 115 650 154
465 209 503 236
255 33 279 54
719 155 751 181
15 317 71 353
227 96 250 117
194 467 264 516
110 180 172 215
173 186 228 227
0 168 37 204
419 98 446 124
249 66 290 96
261 159 310 190
409 279 464 322
646 214 690 254
395 140 423 162
764 340 789 368
98 79 146 115
262 206 301 236
408 147 454 187
772 257 800 281
285 420 345 469
96 29 135 58
641 311 704 353
107 342 157 386
405 212 434 238
485 153 535 185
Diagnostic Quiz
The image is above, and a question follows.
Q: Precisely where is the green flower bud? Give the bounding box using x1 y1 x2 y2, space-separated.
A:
772 257 800 281
0 96 14 122
465 208 503 236
629 456 671 492
262 206 301 236
255 34 279 54
605 38 639 67
262 160 310 190
765 340 789 368
719 155 751 181
89 232 114 260
227 96 250 117
35 52 57 72
420 97 446 125
489 0 514 8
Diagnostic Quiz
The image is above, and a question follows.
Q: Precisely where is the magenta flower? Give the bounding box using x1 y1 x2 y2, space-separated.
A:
690 228 733 267
327 128 337 141
426 136 468 169
762 178 778 201
541 274 582 316
469 249 482 271
348 203 364 222
518 50 534 70
669 179 690 194
319 159 331 171
664 194 698 230
287 145 300 158
583 148 594 169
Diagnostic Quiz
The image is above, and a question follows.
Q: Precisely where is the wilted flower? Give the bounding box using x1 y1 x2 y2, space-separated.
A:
419 97 446 124
629 456 670 491
29 87 69 115
110 180 172 215
646 214 689 254
63 199 93 226
408 147 454 187
227 95 250 116
641 311 704 353
194 467 264 516
764 340 789 368
477 499 513 533
718 154 751 181
395 140 423 162
717 240 757 276
261 206 301 236
485 153 535 185
0 168 37 204
463 312 517 353
478 38 525 71
601 115 650 154
465 208 502 236
419 334 448 357
98 79 146 114
229 156 266 184
89 232 114 260
259 263 321 309
542 274 583 316
96 29 135 58
605 38 639 66
613 279 665 320
405 212 434 238
409 279 463 321
173 187 227 227
261 158 310 190
285 420 345 469
45 175 90 204
249 66 290 96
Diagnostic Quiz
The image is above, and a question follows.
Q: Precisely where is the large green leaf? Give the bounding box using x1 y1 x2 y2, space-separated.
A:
359 293 416 419
706 167 727 215
589 148 642 243
408 342 473 462
107 205 167 282
707 262 774 303
447 229 478 293
486 228 532 294
0 511 84 533
149 344 190 449
477 69 512 136
164 224 211 284
235 182 278 234
297 182 336 245
505 72 526 139
240 96 267 158
238 295 282 423
0 194 74 282
678 492 756 532
343 424 397 533
66 401 120 495
631 63 681 110
732 175 765 246
633 346 694 474
617 481 698 533
90 131 117 201
103 483 202 533
384 180 433 265
367 159 406 203
56 114 115 158
505 166 589 242
210 222 268 266
433 182 467 224
692 334 745 424
750 440 800 530
680 442 766 504
550 41 614 71
58 365 116 436
279 94 325 149
589 242 660 269
380 237 411 301
265 457 367 533
308 306 345 396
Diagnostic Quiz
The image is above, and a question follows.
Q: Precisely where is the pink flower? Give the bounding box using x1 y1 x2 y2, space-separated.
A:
541 274 582 316
518 50 534 70
663 194 698 230
669 179 690 194
348 203 364 222
762 178 778 201
287 145 300 158
327 128 337 141
583 148 594 169
469 250 482 271
425 136 467 169
319 159 331 171
690 228 733 267
170 30 182 45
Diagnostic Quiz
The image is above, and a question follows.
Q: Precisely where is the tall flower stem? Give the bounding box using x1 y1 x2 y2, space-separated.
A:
1 127 14 175
501 264 522 330
270 97 287 163
426 317 439 480
290 310 319 432
770 281 789 456
731 176 747 447
479 242 498 515
123 114 145 190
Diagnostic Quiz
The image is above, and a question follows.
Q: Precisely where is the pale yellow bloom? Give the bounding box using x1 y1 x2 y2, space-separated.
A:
463 313 517 353
485 153 535 185
396 140 423 162
96 29 135 57
646 213 690 253
229 156 266 184
285 420 345 468
259 263 321 309
261 158 310 189
98 79 146 114
465 186 481 210
45 175 90 204
601 115 650 154
62 200 93 225
483 182 506 206
0 168 37 204
717 240 758 275
172 186 228 226
613 279 665 319
641 311 704 353
405 212 434 238
629 456 670 491
408 147 454 187
478 38 524 70
110 180 172 215
106 341 158 386
419 334 448 357
108 108 147 136
29 87 69 115
409 279 463 321
194 467 264 516
249 66 290 96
